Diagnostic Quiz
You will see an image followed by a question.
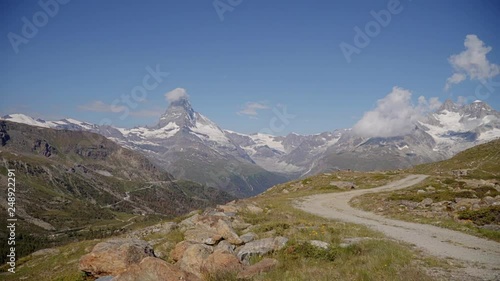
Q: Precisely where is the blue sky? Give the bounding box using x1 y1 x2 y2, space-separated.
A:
1 0 500 135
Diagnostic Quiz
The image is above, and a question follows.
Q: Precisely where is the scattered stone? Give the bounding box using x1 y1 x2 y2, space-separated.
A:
246 204 264 214
339 237 377 248
79 238 155 278
481 224 500 231
113 257 201 281
421 198 433 207
237 258 279 280
329 181 356 189
236 237 288 264
309 240 330 249
417 189 426 194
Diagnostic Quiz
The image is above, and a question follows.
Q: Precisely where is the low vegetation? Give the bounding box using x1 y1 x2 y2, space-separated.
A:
353 139 500 242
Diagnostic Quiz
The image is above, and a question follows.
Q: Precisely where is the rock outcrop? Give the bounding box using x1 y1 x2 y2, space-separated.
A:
79 239 155 278
79 201 287 280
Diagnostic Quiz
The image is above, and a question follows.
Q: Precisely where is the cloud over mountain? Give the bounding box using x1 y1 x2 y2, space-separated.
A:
353 87 441 138
165 88 189 103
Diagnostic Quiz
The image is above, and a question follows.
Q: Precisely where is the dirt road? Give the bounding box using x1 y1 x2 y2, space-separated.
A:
295 175 500 280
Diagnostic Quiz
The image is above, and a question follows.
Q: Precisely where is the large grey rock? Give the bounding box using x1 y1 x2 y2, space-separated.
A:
309 240 330 249
215 240 236 254
236 237 288 264
79 238 155 278
240 232 258 244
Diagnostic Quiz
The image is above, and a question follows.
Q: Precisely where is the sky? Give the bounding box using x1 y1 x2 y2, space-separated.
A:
1 0 500 136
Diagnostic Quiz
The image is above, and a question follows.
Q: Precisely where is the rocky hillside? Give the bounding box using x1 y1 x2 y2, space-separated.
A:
0 120 234 263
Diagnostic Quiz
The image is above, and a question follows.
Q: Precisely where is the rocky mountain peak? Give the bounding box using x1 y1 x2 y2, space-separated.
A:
438 99 458 112
460 100 495 118
157 96 196 129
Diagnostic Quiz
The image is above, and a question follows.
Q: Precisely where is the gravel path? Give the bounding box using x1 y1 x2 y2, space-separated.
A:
295 175 500 280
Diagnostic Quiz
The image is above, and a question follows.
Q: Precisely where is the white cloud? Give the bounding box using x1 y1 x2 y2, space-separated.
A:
353 86 441 138
445 34 500 90
78 101 126 113
165 88 189 102
445 73 466 91
238 102 269 117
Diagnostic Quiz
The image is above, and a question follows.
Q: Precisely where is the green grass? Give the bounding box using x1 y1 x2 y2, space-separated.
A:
457 206 500 226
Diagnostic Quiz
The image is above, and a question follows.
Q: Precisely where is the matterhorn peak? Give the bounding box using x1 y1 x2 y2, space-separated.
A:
157 88 196 128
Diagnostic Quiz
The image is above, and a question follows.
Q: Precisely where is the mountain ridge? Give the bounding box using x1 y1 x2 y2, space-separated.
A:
2 98 499 195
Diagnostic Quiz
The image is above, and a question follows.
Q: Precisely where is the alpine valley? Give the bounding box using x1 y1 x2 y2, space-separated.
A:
2 97 500 198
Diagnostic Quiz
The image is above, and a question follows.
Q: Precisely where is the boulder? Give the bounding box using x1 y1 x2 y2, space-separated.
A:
215 240 236 254
236 237 288 264
421 198 433 207
184 225 222 245
215 219 243 245
170 241 196 262
240 232 258 243
79 239 155 278
237 258 279 280
309 240 329 249
177 243 213 278
113 257 201 281
245 204 264 214
200 249 243 277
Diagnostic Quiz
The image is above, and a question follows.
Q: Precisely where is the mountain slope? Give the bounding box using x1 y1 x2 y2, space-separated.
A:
412 138 500 179
0 120 234 261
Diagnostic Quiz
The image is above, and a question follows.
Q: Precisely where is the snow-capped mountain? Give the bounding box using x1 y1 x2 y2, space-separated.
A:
2 98 499 195
96 96 287 197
